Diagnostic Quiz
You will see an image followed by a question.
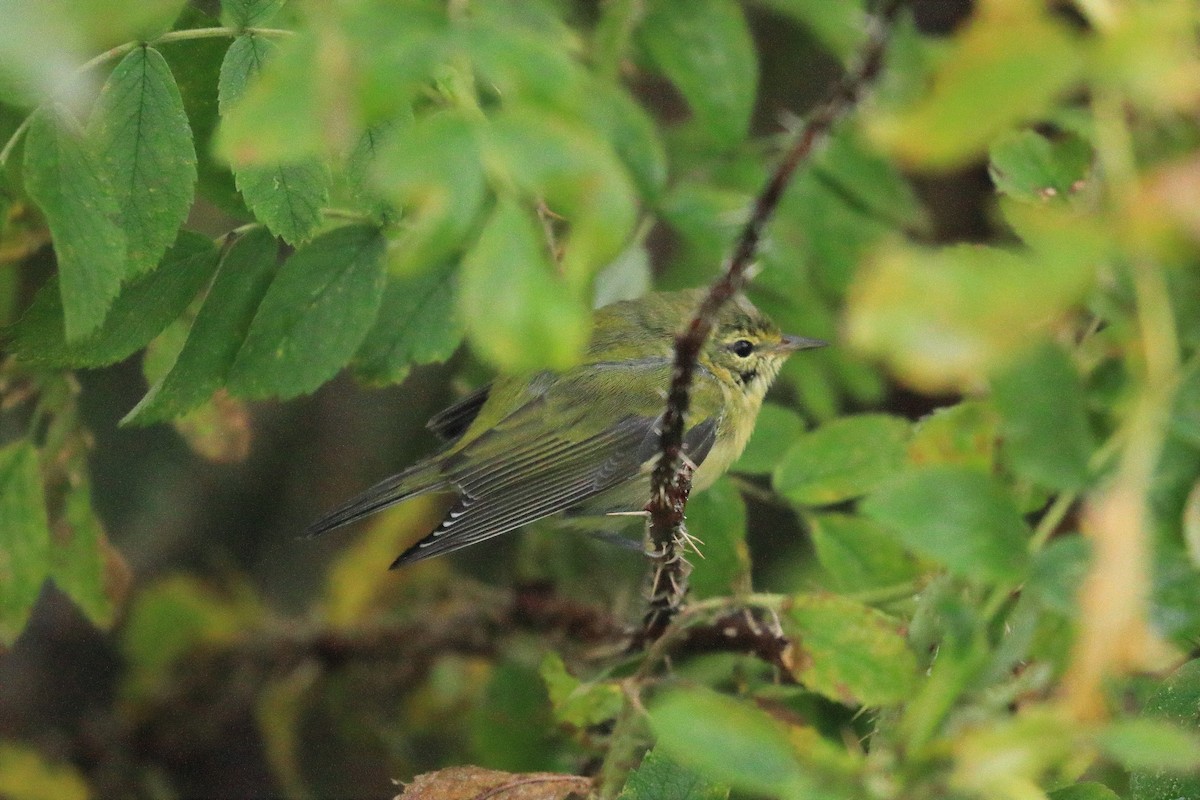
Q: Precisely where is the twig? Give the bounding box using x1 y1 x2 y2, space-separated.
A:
638 0 906 645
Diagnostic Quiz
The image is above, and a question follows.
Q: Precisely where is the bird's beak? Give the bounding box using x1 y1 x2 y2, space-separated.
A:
776 334 828 353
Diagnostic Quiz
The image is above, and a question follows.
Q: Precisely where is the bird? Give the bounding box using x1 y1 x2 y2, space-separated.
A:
306 289 825 568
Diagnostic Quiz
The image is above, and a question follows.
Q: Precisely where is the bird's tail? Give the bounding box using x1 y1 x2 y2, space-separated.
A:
305 460 445 538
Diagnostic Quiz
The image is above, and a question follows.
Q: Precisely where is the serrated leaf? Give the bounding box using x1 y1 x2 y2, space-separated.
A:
0 440 50 646
353 260 462 385
89 46 197 277
906 401 1000 471
11 231 219 368
636 0 757 149
49 482 125 630
774 414 910 506
540 653 623 730
687 477 749 599
862 466 1032 583
1130 659 1200 800
459 196 590 372
808 512 918 592
989 128 1093 203
220 0 285 28
733 403 805 475
216 32 323 165
619 748 729 800
22 106 126 340
648 688 811 798
992 340 1094 490
784 593 918 706
227 224 386 399
123 228 280 425
218 34 329 243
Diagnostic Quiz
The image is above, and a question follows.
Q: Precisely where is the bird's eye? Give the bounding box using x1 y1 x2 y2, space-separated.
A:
730 339 755 358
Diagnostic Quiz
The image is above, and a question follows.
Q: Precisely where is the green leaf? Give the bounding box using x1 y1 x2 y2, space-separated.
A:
371 111 486 275
352 260 463 385
807 512 918 592
687 477 749 599
906 401 1000 472
121 575 255 700
784 593 918 706
774 414 910 506
648 688 811 798
161 13 246 217
11 231 219 368
0 743 89 800
1026 535 1090 617
89 46 197 278
846 243 1094 393
0 440 50 646
992 340 1094 490
540 653 623 730
1130 659 1200 800
49 482 118 631
1172 355 1200 447
733 403 805 475
868 4 1083 167
1098 719 1200 773
618 748 729 800
483 109 638 286
220 0 285 28
755 0 865 59
216 32 323 165
1049 784 1120 800
123 228 280 425
22 106 126 340
228 224 386 399
218 34 329 244
636 0 757 149
988 128 1093 203
469 661 556 772
582 81 668 201
459 196 590 372
862 466 1032 583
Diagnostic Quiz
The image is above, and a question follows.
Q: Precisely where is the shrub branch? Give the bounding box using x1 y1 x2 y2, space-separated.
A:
638 0 906 644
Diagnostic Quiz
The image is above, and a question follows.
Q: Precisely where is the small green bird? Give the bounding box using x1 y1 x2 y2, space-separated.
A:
307 289 824 567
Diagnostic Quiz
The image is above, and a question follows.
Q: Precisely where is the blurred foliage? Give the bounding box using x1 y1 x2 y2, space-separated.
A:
1 0 1200 798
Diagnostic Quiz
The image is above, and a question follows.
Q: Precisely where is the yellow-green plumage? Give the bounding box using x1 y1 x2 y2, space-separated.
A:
307 289 823 567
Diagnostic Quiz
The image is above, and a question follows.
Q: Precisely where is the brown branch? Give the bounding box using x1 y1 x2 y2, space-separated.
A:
638 0 907 645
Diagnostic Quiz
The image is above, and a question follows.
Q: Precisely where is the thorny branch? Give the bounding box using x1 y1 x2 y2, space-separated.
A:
638 0 907 644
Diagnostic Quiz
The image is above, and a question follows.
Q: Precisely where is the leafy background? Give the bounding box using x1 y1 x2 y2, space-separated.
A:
1 0 1200 798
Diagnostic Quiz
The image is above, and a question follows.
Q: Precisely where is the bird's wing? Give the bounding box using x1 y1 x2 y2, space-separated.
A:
391 363 724 567
425 384 491 442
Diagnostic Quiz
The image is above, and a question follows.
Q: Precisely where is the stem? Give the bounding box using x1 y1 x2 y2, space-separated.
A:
0 26 292 168
638 0 906 644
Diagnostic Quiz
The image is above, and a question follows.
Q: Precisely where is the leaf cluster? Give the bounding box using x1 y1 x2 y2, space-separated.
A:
1 1 1200 799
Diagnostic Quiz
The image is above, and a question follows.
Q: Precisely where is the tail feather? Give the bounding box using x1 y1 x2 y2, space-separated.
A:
305 461 445 537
